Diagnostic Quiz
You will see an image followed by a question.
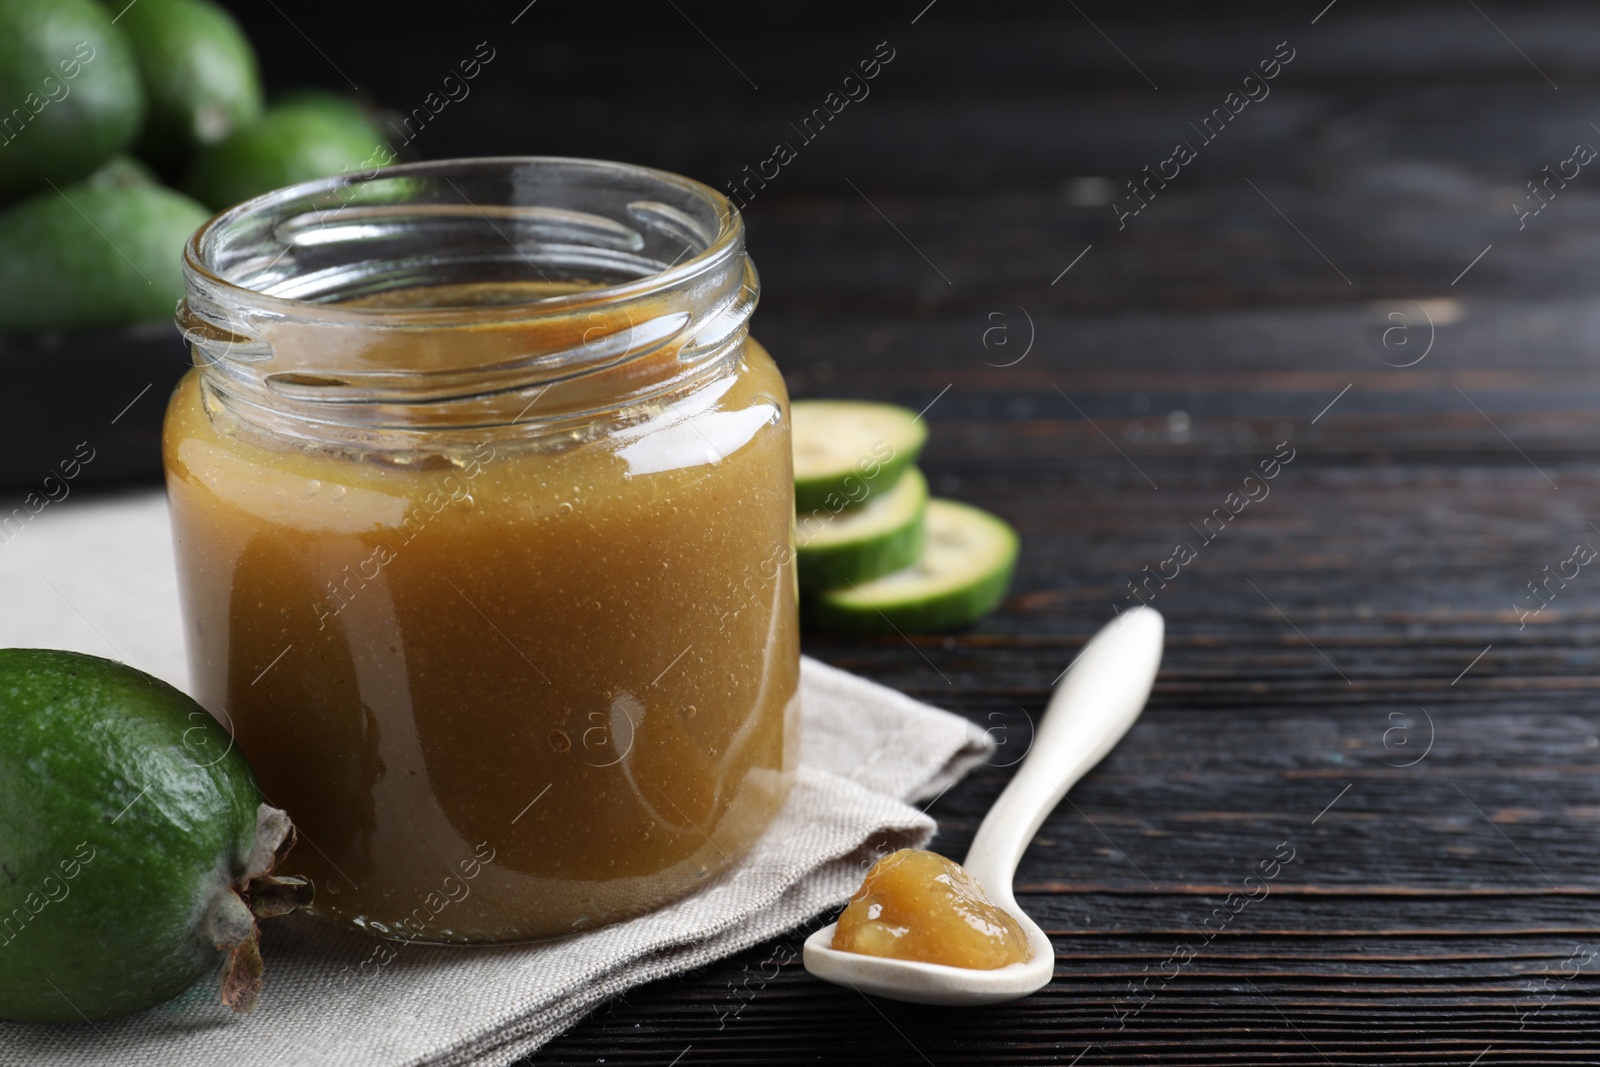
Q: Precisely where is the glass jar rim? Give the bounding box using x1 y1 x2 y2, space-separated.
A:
177 156 759 444
182 155 744 327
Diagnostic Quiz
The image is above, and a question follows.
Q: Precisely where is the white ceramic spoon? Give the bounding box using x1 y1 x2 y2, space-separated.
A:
802 605 1164 1005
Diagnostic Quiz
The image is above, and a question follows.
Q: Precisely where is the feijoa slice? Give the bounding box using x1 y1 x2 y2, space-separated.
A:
806 499 1017 634
797 467 927 590
0 649 310 1023
792 400 927 514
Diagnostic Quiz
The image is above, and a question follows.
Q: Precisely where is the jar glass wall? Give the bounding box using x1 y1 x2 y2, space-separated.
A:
164 158 800 943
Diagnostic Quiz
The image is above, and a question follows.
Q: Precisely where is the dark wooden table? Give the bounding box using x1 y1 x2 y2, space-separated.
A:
33 0 1600 1060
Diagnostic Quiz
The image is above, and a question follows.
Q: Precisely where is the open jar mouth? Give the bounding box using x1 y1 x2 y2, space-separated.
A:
178 157 757 442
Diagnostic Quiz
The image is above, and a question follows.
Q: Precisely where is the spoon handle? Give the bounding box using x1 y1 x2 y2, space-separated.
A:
962 606 1164 899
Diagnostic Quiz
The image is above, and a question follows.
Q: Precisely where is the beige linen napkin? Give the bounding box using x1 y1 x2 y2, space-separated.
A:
0 491 992 1066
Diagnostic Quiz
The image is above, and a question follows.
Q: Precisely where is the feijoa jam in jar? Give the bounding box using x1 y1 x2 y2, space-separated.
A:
166 158 799 942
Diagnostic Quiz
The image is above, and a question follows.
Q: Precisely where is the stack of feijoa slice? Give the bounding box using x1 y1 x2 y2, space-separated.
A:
792 399 1018 634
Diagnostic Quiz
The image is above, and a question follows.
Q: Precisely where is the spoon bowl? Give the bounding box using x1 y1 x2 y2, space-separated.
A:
801 910 1053 1006
803 606 1165 1005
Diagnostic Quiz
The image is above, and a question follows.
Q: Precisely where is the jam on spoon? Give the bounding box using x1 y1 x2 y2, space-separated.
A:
832 849 1030 970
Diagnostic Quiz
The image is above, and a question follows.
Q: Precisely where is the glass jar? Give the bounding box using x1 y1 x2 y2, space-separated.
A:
165 158 800 944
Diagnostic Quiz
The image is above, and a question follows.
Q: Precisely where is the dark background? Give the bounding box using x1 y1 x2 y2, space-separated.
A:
36 0 1600 1061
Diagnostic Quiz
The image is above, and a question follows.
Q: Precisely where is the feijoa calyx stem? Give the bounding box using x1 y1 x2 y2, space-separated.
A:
211 804 314 1013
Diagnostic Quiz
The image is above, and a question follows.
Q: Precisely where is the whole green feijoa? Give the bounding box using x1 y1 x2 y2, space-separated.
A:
0 0 145 201
0 649 311 1023
110 0 263 173
273 89 376 131
183 100 386 211
0 165 211 331
83 152 159 189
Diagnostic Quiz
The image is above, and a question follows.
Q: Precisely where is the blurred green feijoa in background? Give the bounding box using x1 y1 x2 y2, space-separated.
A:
0 649 311 1022
184 95 387 211
0 156 211 331
108 0 264 174
0 0 145 201
273 88 377 131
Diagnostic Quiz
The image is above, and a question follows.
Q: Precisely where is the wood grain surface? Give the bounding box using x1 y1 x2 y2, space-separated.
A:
20 0 1600 1061
520 3 1600 1061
